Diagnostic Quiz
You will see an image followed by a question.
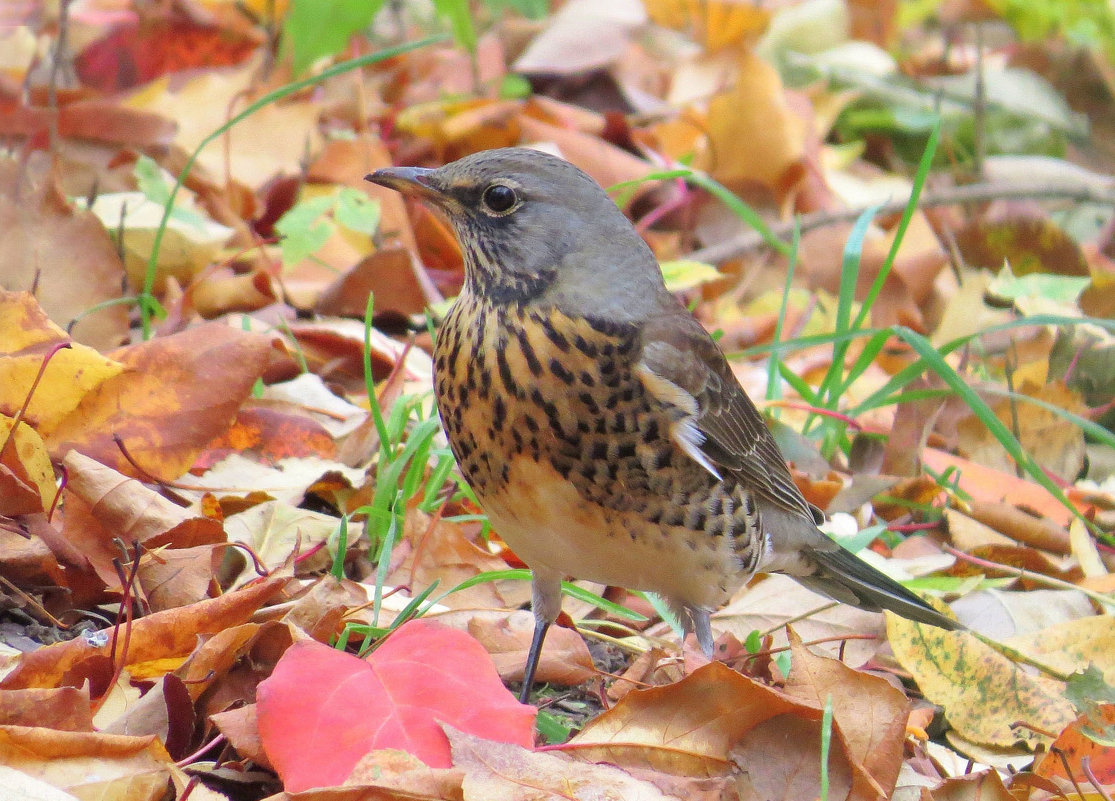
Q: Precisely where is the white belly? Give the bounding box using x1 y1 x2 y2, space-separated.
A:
481 457 738 610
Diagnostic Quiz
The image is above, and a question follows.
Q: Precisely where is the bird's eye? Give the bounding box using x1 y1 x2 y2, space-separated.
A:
482 183 518 214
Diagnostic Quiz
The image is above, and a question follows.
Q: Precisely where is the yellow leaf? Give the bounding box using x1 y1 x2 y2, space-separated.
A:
886 613 1075 750
659 259 722 292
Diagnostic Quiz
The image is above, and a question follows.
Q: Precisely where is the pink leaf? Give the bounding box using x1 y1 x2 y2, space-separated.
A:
256 619 536 792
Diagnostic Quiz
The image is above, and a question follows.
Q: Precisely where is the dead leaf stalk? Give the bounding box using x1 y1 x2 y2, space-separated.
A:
175 733 227 768
1052 746 1091 800
943 545 1115 610
1082 756 1113 801
1 341 71 457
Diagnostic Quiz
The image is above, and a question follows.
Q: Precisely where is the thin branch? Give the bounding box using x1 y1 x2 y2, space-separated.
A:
690 180 1115 263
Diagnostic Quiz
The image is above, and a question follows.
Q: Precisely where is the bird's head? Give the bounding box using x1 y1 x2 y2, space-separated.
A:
367 148 668 320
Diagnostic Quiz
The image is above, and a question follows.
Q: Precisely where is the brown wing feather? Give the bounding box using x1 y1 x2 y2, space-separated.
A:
638 310 818 523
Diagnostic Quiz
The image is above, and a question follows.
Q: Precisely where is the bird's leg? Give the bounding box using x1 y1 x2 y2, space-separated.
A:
520 567 562 704
679 603 715 660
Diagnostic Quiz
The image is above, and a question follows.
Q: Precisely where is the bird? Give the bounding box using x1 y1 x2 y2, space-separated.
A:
367 148 960 702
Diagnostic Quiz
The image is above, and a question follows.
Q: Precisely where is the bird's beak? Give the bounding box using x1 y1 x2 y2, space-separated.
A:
365 166 444 203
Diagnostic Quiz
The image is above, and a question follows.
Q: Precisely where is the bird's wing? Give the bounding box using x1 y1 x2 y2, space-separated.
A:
637 310 820 522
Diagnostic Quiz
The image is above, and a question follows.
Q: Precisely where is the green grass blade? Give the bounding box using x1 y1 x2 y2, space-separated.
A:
767 219 801 407
894 326 1088 529
851 120 940 332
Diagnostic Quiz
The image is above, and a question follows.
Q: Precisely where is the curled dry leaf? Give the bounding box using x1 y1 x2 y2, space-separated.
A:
0 568 292 692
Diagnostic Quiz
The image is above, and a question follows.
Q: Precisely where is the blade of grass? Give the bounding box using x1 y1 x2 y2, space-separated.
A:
608 169 792 256
767 218 801 409
434 569 647 621
362 293 392 458
894 326 1094 532
851 120 940 332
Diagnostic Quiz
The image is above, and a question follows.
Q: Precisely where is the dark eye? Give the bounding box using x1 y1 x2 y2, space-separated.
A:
482 183 518 213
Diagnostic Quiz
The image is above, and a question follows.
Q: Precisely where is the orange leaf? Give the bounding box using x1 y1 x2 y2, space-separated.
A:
45 323 275 479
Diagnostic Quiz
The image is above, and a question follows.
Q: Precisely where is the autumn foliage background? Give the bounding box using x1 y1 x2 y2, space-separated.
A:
1 0 1114 799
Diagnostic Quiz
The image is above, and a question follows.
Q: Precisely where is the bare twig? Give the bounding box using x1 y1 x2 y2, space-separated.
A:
690 180 1115 263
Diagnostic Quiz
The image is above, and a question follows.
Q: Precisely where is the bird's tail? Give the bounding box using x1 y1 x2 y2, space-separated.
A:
800 544 963 631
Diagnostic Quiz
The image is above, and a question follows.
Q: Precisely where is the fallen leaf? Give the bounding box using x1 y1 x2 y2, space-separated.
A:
448 726 672 800
257 621 535 791
0 156 129 349
45 322 275 479
886 613 1075 750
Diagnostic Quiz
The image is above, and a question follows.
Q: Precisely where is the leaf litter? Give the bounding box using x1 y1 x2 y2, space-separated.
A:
1 1 1114 799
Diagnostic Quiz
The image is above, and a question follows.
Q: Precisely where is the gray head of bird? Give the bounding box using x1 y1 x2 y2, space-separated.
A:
366 147 670 320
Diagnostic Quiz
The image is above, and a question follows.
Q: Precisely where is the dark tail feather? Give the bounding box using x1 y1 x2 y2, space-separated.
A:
802 545 963 631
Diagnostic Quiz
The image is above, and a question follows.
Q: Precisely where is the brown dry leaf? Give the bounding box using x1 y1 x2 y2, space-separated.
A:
0 155 129 349
345 749 463 799
568 661 882 800
0 568 291 691
60 450 225 589
0 290 124 436
282 575 371 643
196 405 338 469
512 0 646 75
0 687 94 731
0 727 183 800
468 611 595 686
885 613 1075 750
386 507 523 612
317 247 441 320
955 380 1087 481
706 48 807 193
926 769 1015 801
715 575 887 668
733 713 859 801
177 620 295 725
137 544 223 611
45 322 275 478
0 416 57 515
953 214 1089 276
123 60 322 191
98 674 194 761
783 629 908 795
0 519 69 600
448 725 671 800
209 703 270 768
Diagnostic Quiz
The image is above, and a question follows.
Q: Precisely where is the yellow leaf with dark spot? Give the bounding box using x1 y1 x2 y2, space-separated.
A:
886 613 1075 750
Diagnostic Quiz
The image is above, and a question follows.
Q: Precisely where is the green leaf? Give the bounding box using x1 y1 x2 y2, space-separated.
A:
334 187 382 235
659 260 723 293
535 709 573 744
431 0 478 54
283 0 386 75
133 155 208 229
275 194 335 266
987 268 1091 303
